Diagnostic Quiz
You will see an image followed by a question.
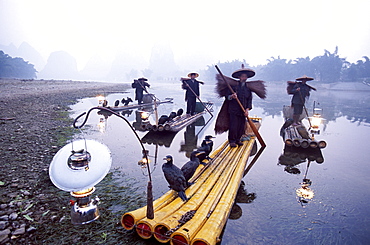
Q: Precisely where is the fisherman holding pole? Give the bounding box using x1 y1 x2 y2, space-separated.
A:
132 77 150 104
287 75 316 126
214 65 266 148
181 72 204 116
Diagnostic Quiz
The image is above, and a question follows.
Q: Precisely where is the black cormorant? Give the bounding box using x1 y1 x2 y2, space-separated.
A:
168 112 177 120
114 100 120 107
197 135 215 163
181 150 204 187
162 155 188 201
158 115 169 125
177 108 184 116
121 97 133 106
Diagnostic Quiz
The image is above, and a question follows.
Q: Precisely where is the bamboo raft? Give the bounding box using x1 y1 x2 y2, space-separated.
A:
151 102 213 133
281 106 327 149
104 97 173 112
121 118 262 245
282 124 326 149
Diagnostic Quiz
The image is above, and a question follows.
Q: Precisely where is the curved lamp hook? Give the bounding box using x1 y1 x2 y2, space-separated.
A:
73 106 154 218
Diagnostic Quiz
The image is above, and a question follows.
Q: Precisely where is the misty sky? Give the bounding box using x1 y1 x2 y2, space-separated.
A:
1 0 369 70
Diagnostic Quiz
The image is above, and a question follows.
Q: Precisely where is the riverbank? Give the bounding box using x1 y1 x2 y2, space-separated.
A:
0 79 133 244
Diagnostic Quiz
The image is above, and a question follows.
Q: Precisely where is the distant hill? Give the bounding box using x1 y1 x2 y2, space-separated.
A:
0 42 45 71
80 55 111 81
38 51 80 80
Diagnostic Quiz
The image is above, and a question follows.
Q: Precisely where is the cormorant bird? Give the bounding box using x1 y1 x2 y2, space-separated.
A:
121 97 133 106
177 108 184 116
168 111 177 120
158 115 169 125
197 135 215 163
114 100 120 107
162 155 188 201
181 150 205 187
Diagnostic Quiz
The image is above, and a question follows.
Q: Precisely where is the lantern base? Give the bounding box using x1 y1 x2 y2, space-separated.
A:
70 188 100 225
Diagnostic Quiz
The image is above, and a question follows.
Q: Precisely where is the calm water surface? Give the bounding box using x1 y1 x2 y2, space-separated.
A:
71 81 370 245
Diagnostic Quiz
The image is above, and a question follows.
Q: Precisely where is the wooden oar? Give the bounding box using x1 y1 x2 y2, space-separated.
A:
215 65 266 147
182 80 213 117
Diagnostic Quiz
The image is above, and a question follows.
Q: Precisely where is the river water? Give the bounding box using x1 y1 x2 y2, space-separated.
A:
70 81 370 245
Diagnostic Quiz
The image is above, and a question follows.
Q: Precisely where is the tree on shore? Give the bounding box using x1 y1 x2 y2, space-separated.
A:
0 51 37 79
202 47 369 83
311 46 345 82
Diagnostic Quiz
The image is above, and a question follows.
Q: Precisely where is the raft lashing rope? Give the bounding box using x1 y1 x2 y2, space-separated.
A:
165 210 197 236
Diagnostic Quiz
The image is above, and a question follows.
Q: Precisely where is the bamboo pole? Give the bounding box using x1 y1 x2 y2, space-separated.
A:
182 80 213 117
191 139 254 245
170 139 254 245
134 141 231 239
152 145 237 242
215 65 266 147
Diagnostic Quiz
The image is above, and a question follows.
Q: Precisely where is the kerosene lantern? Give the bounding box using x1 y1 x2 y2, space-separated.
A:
49 139 112 225
309 101 324 134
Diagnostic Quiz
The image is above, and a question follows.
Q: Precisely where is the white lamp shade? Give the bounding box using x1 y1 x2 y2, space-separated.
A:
49 139 112 191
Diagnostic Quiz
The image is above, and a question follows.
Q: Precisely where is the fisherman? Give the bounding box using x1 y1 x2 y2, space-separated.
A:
181 72 204 116
214 65 266 148
132 77 150 104
287 75 316 126
225 67 255 147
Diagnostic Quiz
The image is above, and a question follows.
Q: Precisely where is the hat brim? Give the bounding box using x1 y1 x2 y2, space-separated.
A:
137 77 148 81
187 73 199 78
231 69 255 79
296 76 314 81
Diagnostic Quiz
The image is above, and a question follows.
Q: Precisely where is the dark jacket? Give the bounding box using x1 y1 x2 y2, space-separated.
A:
291 83 311 105
226 81 252 116
132 80 150 100
182 79 200 101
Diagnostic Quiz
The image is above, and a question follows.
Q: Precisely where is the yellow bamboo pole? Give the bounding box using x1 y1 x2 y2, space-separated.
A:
154 145 241 243
191 138 255 245
123 119 262 243
134 142 231 239
121 141 228 232
170 139 254 245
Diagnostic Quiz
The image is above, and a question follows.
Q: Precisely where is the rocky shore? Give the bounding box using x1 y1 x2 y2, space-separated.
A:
0 79 133 244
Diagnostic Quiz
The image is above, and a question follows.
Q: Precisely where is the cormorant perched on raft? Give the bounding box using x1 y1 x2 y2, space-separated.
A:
162 155 188 201
158 109 184 125
177 108 184 116
114 100 120 107
197 135 215 163
168 112 177 120
181 150 205 187
121 97 133 106
158 115 169 125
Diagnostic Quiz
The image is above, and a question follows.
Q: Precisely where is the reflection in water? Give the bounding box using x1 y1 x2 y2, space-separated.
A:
228 142 263 221
255 82 370 124
141 116 207 159
296 161 315 206
97 117 106 133
97 108 113 119
132 110 151 132
229 181 256 220
180 124 198 158
278 146 325 206
121 109 133 117
141 130 177 148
